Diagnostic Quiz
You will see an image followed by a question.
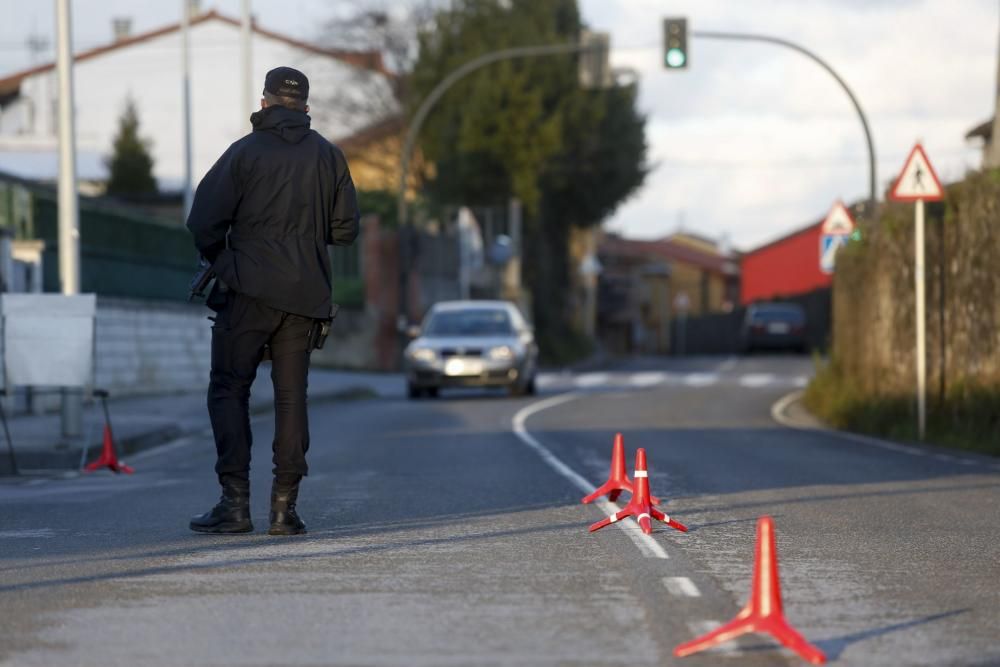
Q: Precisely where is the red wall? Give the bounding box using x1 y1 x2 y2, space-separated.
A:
740 223 831 305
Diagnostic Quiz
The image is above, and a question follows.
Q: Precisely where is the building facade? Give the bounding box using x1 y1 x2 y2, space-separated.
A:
0 10 390 191
740 221 830 305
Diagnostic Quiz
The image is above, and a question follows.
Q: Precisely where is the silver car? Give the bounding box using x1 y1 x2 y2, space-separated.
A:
404 300 539 399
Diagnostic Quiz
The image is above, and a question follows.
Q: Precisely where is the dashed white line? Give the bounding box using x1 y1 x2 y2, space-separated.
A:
683 373 719 387
738 373 775 388
663 576 701 597
511 394 669 560
629 371 667 388
933 453 958 463
793 375 809 388
574 372 610 388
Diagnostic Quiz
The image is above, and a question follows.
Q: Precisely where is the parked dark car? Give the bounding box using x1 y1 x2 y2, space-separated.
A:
404 300 539 398
740 302 807 353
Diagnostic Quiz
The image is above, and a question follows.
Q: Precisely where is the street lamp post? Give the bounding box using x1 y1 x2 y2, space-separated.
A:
692 30 877 214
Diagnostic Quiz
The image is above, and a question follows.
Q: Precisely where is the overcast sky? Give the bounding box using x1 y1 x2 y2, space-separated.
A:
1 0 996 250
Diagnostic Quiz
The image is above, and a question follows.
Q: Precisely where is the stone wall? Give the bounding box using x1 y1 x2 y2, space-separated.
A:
831 169 1000 399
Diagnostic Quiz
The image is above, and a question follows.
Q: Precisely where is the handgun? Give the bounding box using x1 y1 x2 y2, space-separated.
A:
188 257 215 302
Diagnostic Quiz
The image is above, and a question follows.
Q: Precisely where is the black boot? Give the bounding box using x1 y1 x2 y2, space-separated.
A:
190 475 253 533
268 477 306 536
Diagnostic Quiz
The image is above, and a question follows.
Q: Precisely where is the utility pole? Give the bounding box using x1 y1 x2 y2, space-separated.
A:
181 1 194 217
241 0 253 124
55 0 82 437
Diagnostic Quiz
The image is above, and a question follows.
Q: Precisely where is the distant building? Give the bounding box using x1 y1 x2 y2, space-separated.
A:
965 30 1000 167
0 9 391 192
740 222 829 305
597 231 739 354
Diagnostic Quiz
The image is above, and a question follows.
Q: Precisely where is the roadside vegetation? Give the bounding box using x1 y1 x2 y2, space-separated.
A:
805 168 1000 457
805 355 1000 456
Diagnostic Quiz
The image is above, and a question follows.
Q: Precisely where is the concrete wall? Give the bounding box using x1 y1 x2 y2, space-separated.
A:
95 297 211 396
7 295 384 413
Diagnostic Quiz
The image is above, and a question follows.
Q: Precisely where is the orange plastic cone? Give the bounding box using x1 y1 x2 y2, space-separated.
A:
589 448 686 535
673 516 826 664
581 433 661 505
84 424 135 474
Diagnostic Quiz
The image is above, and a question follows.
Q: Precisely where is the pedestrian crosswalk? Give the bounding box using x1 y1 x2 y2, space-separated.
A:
536 370 809 392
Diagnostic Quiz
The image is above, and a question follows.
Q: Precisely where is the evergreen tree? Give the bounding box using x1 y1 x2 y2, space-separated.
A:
105 98 157 196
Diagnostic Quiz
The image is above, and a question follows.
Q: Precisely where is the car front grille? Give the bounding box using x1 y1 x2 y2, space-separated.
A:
440 348 482 357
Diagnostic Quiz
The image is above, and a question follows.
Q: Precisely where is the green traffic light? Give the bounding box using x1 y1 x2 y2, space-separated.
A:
666 48 686 68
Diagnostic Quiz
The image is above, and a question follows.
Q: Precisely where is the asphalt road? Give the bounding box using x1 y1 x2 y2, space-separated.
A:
1 355 998 666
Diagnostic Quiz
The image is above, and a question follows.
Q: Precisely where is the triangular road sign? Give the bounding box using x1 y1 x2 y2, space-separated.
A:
820 200 856 235
890 143 944 202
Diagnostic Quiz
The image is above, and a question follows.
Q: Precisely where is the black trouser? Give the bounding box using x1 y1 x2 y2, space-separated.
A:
208 291 314 482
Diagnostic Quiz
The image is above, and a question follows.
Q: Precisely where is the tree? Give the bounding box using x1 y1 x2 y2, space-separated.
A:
410 0 648 355
105 98 156 196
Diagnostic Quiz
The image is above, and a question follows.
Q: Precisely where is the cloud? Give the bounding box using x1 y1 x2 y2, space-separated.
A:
580 0 995 249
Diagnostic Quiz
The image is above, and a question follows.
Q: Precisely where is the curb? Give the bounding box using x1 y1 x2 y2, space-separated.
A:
2 385 380 477
770 389 1000 468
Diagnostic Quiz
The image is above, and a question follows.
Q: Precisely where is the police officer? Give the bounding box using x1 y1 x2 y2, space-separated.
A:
186 66 359 535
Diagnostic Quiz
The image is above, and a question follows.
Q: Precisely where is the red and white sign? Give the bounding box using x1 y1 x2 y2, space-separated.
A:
820 200 856 236
889 143 944 202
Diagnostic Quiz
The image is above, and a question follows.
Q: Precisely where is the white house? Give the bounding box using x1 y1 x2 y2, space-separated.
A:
0 9 392 190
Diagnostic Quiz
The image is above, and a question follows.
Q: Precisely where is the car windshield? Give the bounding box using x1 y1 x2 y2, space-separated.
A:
423 309 514 337
750 306 805 324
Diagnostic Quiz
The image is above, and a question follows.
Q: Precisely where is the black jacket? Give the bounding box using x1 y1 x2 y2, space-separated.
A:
186 105 360 319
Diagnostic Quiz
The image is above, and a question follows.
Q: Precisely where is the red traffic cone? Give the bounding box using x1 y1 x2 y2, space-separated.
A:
673 516 826 664
581 433 661 505
84 424 135 474
589 448 686 535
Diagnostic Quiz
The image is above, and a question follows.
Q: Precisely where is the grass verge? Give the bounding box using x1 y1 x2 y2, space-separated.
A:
804 356 1000 457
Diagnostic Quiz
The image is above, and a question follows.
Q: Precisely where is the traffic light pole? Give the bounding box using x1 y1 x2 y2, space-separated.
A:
395 42 603 346
692 30 877 215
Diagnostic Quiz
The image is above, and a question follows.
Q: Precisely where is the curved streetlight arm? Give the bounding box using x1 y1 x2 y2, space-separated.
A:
693 30 877 212
396 42 595 230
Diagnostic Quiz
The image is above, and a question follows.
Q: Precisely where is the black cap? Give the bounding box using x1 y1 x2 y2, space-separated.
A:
264 66 309 100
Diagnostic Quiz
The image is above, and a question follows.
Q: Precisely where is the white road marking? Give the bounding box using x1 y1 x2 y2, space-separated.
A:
511 394 669 560
574 372 610 388
933 453 958 463
683 373 718 387
738 373 775 388
0 529 56 539
663 576 701 597
686 621 741 655
793 375 809 387
629 371 666 387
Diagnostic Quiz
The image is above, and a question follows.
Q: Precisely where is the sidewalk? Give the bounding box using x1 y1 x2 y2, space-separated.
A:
0 367 403 475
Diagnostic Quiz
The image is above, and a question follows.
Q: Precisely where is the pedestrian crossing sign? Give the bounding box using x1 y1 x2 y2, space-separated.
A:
889 143 944 202
819 234 848 275
820 201 856 236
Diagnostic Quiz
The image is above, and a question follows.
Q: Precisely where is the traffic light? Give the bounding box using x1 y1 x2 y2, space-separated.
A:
663 18 688 69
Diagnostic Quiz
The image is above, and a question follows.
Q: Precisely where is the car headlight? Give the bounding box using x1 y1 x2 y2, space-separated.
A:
487 345 515 361
409 347 437 363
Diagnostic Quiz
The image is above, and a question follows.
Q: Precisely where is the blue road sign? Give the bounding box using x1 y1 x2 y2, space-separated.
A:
819 234 849 275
